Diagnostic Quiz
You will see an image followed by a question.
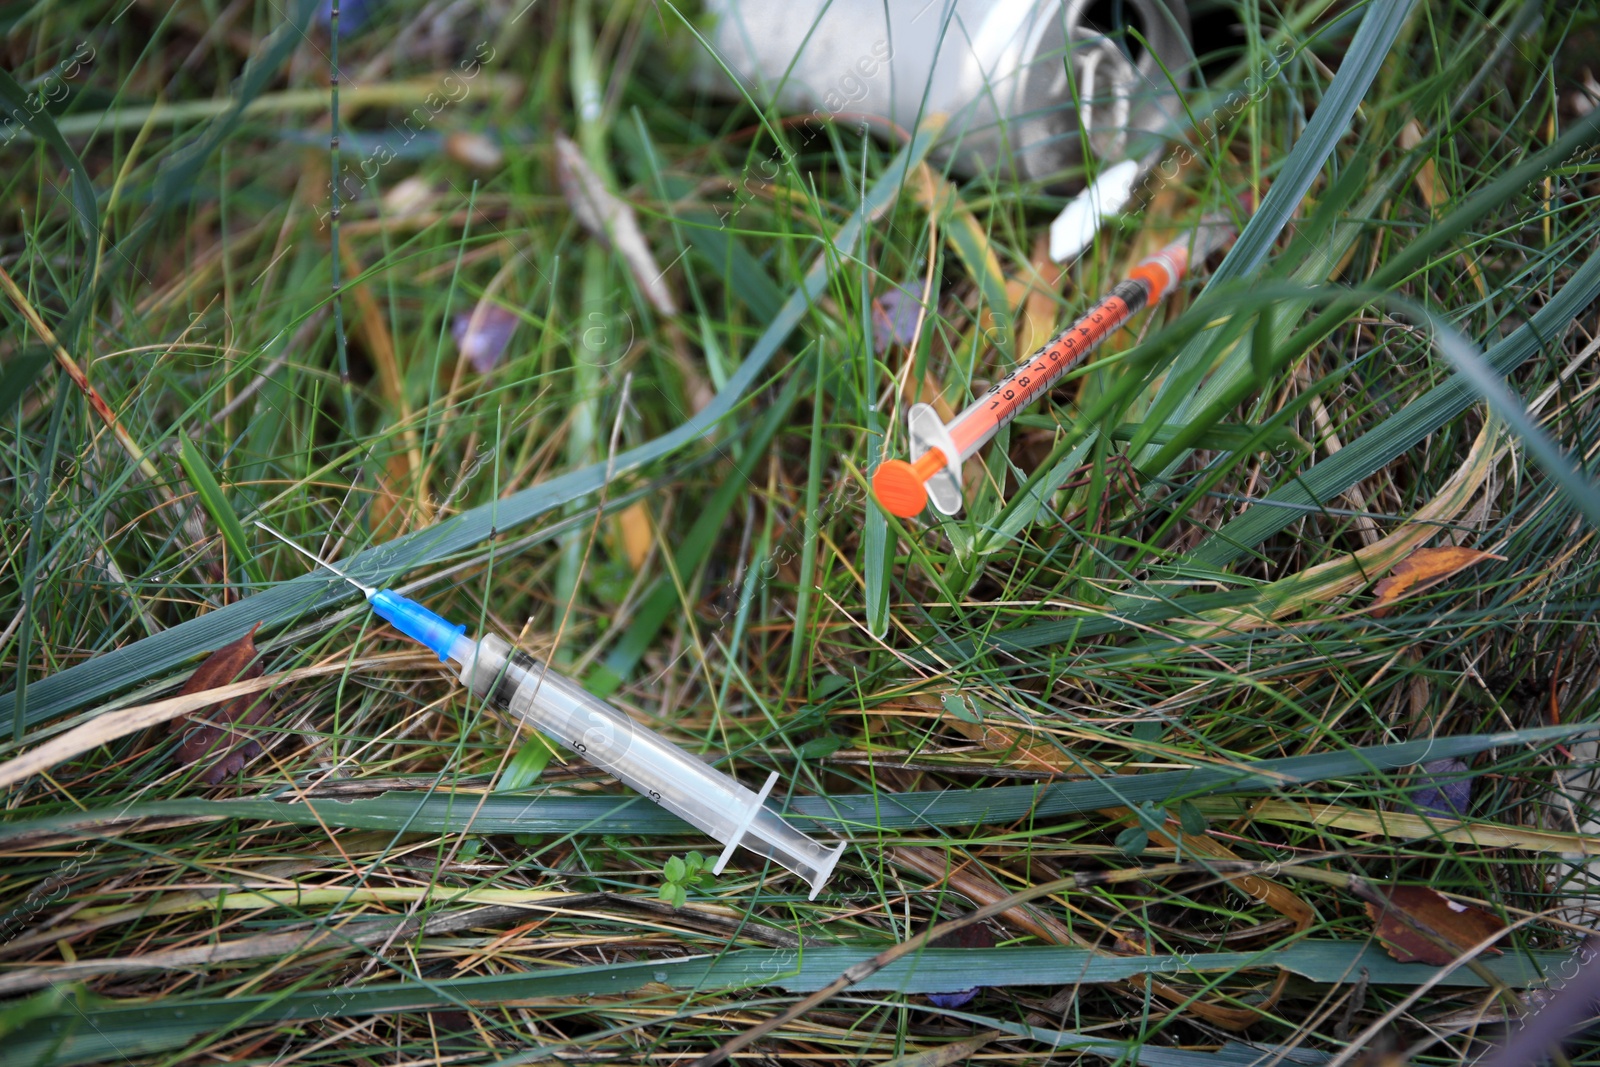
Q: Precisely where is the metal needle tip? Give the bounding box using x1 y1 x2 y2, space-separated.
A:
252 520 376 597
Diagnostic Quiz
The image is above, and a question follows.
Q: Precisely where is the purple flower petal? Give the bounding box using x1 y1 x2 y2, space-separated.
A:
924 920 992 1008
452 304 519 373
925 987 979 1009
1413 757 1472 817
315 0 375 36
872 285 924 353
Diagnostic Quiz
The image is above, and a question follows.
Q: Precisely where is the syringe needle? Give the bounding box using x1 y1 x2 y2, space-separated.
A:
251 520 377 597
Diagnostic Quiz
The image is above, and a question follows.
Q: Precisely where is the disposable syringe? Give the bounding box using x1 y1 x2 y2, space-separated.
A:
255 523 845 899
873 218 1236 518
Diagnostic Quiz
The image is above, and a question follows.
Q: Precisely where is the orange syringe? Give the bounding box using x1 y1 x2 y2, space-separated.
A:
872 218 1237 518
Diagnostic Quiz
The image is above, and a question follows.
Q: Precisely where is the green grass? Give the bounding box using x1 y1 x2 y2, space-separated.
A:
4 0 1600 1063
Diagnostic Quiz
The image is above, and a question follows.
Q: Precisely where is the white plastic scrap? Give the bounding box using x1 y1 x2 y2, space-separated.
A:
1047 157 1144 264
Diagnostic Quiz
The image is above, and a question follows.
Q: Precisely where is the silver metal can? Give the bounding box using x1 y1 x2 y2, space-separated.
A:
701 0 1192 184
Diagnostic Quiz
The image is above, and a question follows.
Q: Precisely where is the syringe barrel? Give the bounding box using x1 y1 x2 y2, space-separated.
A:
452 634 842 898
945 283 1144 459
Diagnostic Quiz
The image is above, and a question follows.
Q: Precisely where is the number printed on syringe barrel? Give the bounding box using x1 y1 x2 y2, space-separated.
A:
950 280 1151 458
943 220 1227 462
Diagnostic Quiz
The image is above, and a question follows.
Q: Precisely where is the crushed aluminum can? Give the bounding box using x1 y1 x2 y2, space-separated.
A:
699 0 1192 186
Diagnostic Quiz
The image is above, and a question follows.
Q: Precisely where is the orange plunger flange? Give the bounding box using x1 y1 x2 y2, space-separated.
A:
872 449 947 518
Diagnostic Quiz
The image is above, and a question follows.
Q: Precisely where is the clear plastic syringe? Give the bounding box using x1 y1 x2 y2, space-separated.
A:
873 218 1236 518
255 523 845 899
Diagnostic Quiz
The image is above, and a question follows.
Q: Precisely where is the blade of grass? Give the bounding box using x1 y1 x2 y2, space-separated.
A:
0 67 99 244
9 387 68 744
6 937 1564 1066
1207 0 1418 289
1178 243 1600 572
785 347 829 691
862 415 894 639
1107 420 1305 451
6 724 1584 842
1134 0 1419 455
588 365 805 695
175 430 267 591
1139 108 1600 481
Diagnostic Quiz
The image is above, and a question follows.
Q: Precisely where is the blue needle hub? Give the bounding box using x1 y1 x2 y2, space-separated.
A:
367 589 465 661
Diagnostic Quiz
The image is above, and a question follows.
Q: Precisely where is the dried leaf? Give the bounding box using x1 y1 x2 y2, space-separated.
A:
370 452 415 542
1109 930 1152 955
172 624 272 784
452 303 519 374
383 176 434 217
1573 71 1600 117
1362 883 1505 965
1370 545 1504 617
1399 120 1446 214
445 131 503 173
553 132 677 315
615 501 653 569
1399 118 1484 299
1017 231 1067 355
